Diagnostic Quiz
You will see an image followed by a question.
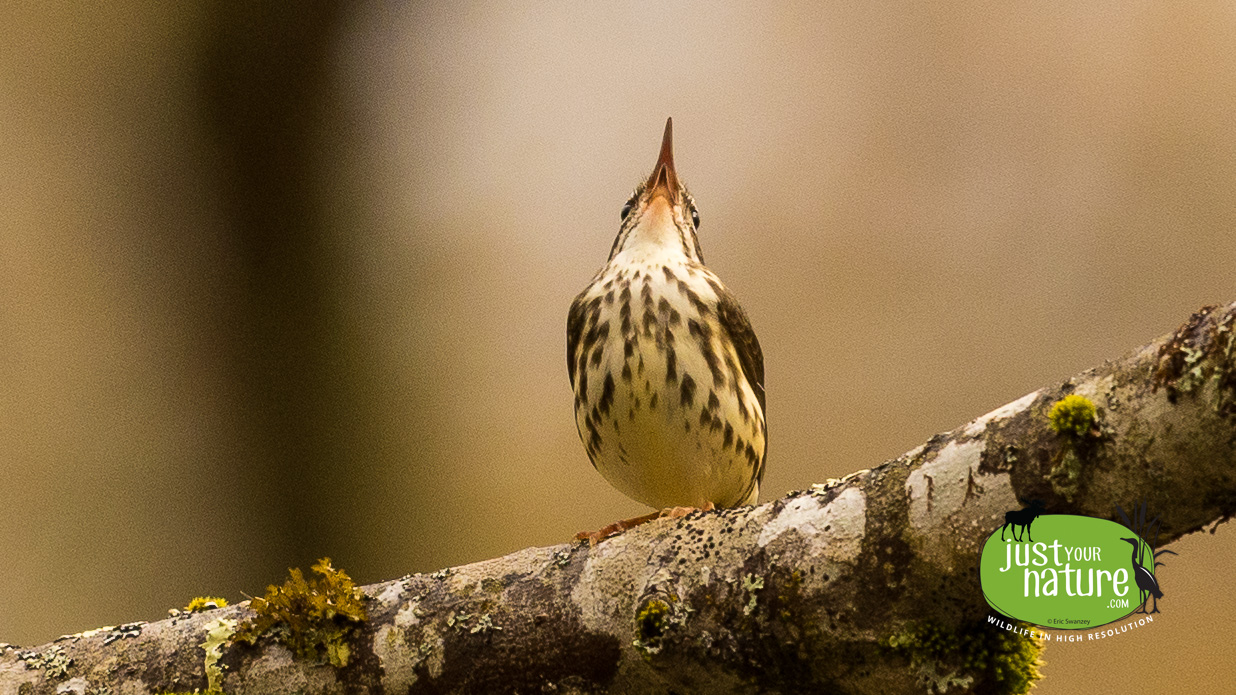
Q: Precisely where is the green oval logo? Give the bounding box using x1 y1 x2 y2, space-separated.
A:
979 514 1156 629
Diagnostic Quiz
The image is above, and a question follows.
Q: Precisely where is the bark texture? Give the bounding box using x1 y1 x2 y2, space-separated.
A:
3 302 1235 695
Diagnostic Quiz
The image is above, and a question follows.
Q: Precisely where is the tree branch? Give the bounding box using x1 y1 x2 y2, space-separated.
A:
4 302 1235 694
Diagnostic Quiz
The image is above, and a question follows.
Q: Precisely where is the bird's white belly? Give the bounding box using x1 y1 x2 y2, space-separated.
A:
573 268 764 509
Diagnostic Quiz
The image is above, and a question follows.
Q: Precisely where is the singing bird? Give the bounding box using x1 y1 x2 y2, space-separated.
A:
567 118 766 543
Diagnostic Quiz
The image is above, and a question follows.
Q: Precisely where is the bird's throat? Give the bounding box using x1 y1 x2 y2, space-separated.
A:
618 198 683 263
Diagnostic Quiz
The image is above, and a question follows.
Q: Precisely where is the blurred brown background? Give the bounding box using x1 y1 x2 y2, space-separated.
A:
2 2 1235 691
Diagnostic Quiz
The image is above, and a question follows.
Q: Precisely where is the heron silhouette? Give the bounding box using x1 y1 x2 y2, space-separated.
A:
1120 537 1165 613
1115 502 1178 614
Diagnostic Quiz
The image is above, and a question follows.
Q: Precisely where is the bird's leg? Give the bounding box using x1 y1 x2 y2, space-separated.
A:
575 502 716 546
574 511 660 546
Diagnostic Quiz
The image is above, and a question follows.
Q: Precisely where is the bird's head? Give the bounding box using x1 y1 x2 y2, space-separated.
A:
607 117 704 264
1120 537 1140 547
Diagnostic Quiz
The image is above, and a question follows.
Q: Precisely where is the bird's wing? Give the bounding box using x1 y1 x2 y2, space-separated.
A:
566 292 588 388
715 286 767 486
715 288 765 414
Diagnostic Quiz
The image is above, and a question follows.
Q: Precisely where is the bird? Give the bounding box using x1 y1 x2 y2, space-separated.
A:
1119 537 1164 614
567 117 766 544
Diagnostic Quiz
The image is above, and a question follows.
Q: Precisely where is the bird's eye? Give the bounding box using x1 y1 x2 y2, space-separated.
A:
621 200 634 220
690 208 700 229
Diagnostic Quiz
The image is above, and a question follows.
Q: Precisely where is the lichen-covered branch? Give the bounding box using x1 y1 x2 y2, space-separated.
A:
4 302 1235 695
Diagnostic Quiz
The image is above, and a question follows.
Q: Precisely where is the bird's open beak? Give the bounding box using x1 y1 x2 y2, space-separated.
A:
648 117 680 205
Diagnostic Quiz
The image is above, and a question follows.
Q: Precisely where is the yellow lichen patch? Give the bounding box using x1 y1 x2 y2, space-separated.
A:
1049 448 1083 502
17 645 72 678
201 617 237 695
186 596 229 612
1047 394 1098 501
882 620 1044 695
633 598 671 657
233 557 368 668
1048 395 1096 438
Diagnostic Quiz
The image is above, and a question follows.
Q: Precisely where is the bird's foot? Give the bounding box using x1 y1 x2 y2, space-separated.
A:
657 502 715 520
575 502 716 546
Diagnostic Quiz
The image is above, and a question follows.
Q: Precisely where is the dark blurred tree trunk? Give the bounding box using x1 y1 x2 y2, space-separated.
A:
196 1 347 563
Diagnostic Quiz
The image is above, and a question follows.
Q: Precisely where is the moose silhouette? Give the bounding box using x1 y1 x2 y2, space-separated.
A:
1000 499 1047 543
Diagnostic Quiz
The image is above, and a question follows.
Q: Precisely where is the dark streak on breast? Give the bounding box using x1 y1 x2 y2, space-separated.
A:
598 373 615 416
680 373 697 407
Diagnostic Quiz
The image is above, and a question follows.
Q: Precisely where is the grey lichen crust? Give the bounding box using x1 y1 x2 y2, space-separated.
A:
3 302 1236 694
